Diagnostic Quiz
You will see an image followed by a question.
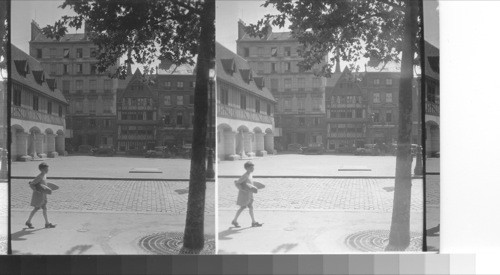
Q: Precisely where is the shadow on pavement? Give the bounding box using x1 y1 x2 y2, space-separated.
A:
218 226 253 240
272 243 298 253
11 228 45 241
174 189 189 195
427 224 440 236
66 244 93 255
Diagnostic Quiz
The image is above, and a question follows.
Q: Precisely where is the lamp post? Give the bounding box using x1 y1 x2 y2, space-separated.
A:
206 68 215 179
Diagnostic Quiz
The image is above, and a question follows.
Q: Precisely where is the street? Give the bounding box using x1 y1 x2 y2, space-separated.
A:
9 156 215 255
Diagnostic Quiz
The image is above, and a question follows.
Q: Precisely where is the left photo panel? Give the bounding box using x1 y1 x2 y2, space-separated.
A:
9 0 215 255
0 0 8 256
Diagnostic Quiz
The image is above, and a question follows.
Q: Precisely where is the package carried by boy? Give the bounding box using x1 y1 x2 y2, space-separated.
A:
28 181 52 195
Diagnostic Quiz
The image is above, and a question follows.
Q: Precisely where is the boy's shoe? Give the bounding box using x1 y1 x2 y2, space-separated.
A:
45 223 56 228
231 220 241 228
25 222 34 229
251 222 263 227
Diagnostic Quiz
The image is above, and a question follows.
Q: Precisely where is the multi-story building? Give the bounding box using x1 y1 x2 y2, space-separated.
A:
216 42 276 160
236 20 327 150
362 63 401 146
10 45 68 160
325 66 370 151
156 64 197 147
116 69 158 153
29 21 118 151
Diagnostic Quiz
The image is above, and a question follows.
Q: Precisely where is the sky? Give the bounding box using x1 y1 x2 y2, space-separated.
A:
216 0 440 69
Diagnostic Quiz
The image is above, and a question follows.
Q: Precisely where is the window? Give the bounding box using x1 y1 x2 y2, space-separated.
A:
313 117 320 125
373 111 380 122
90 64 97 75
163 113 170 125
271 63 277 73
284 78 292 91
258 47 264 56
271 79 279 92
103 100 112 113
189 95 194 105
63 49 70 58
373 93 380 103
299 117 305 126
76 80 83 91
255 99 261 113
243 47 249 57
63 64 69 74
190 81 196 88
284 98 291 110
297 98 305 110
76 64 83 74
284 47 291 56
33 95 39 111
313 78 321 89
386 93 393 103
164 95 171 105
13 88 22 106
58 106 63 117
386 110 392 122
386 78 393 86
374 78 380 85
164 81 171 88
220 88 229 105
177 81 184 88
75 101 83 113
49 48 56 58
312 98 321 111
297 78 305 90
50 64 56 75
257 62 264 74
355 109 363 118
89 100 96 113
62 80 70 93
76 48 83 58
177 95 183 105
104 80 111 91
271 47 277 57
89 119 96 127
47 102 52 114
36 49 42 58
240 94 246 110
177 111 183 125
284 62 291 72
267 103 271 116
89 80 97 91
146 111 153 120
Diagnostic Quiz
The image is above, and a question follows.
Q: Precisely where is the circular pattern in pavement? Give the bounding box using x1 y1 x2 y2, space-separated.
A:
345 230 422 252
138 232 215 255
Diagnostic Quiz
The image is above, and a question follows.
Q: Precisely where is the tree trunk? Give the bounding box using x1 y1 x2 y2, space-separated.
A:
386 0 419 251
182 0 215 251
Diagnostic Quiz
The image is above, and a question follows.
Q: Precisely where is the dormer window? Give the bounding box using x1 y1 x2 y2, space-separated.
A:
14 60 30 77
220 59 236 75
32 70 46 85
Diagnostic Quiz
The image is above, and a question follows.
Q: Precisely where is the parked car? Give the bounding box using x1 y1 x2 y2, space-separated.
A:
287 143 304 153
78 145 95 154
354 144 381 156
93 145 115 156
145 146 171 158
389 143 421 155
302 143 325 155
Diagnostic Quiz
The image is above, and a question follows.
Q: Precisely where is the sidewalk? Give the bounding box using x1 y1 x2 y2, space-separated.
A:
218 210 423 254
11 210 215 255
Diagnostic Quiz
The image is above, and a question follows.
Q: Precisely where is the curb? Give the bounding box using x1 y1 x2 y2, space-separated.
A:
11 176 215 182
218 175 424 179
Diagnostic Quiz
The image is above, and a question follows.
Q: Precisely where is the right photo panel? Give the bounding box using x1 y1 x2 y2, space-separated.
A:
216 0 439 254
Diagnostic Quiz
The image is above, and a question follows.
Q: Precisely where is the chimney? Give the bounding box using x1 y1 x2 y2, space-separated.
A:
31 20 43 41
238 20 246 40
127 63 132 75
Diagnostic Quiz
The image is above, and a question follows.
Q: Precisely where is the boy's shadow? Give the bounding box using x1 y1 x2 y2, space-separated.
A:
11 228 45 241
218 226 254 240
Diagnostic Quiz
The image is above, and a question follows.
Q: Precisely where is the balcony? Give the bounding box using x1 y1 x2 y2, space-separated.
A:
11 106 65 126
425 101 439 116
218 104 273 125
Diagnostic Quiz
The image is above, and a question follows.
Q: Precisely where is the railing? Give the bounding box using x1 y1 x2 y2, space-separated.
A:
217 104 273 124
11 106 65 126
425 101 439 116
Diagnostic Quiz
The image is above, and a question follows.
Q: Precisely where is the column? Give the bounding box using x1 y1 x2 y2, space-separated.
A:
10 131 17 160
243 132 254 156
36 133 45 157
255 133 266 156
236 131 245 158
56 134 65 154
46 134 57 157
29 133 37 158
265 133 275 154
223 131 239 160
16 132 30 160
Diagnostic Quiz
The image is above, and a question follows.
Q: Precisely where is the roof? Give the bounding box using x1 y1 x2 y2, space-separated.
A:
11 44 68 104
365 61 401 73
424 40 439 80
119 68 157 99
216 42 276 103
240 31 295 42
157 62 196 75
32 33 89 43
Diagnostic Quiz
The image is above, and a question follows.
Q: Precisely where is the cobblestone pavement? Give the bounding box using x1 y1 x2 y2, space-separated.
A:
218 178 423 212
0 181 7 254
11 179 214 215
426 174 440 206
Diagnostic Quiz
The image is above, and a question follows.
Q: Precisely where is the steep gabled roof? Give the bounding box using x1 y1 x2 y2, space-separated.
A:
216 42 276 103
32 33 88 43
11 44 67 104
120 68 157 99
424 40 439 80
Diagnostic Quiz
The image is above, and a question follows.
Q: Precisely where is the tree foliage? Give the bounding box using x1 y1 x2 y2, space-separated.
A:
43 0 213 78
245 0 421 76
0 0 7 71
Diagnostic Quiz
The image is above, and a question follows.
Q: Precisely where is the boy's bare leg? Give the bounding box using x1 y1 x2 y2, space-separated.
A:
233 206 246 223
248 204 256 223
41 206 49 224
26 207 39 223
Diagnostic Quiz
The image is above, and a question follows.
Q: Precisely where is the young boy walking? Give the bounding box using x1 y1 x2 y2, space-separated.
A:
232 161 262 228
25 162 56 229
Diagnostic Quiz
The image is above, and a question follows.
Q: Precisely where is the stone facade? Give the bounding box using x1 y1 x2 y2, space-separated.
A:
29 21 118 151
